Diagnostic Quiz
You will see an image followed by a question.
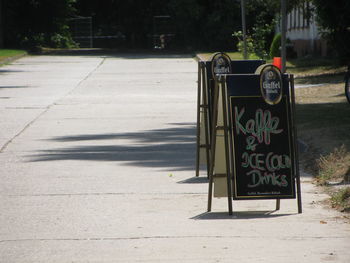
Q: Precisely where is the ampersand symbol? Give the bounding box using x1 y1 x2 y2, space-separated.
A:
246 136 257 151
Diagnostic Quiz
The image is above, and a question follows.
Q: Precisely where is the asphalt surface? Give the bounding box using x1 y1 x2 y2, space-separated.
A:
0 53 349 262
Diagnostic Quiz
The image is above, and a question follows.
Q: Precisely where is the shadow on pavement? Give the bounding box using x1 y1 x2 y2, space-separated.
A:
192 211 294 220
36 48 194 60
295 74 344 85
177 177 208 184
0 86 31 89
28 123 197 171
47 123 195 144
0 69 26 74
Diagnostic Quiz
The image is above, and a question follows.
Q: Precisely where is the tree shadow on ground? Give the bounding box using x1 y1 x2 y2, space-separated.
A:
36 49 194 60
0 85 31 89
0 69 26 74
295 74 344 85
177 177 208 184
28 123 197 171
296 101 350 178
296 102 350 145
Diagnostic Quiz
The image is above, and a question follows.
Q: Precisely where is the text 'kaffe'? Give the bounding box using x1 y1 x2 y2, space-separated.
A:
230 96 295 199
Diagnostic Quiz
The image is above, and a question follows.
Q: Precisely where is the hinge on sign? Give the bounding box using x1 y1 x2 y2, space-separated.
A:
216 126 228 131
213 173 227 178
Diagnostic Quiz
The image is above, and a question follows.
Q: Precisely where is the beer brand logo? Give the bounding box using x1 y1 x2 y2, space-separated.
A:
260 65 283 105
211 52 231 79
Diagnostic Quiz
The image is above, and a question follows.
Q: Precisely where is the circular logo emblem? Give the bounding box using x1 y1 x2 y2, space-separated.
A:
260 65 283 105
211 52 232 79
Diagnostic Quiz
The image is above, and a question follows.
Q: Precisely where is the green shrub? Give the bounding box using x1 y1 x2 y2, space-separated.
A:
269 33 281 58
20 33 45 50
233 21 274 60
251 22 275 59
232 31 254 58
316 145 350 186
331 187 350 212
50 33 77 48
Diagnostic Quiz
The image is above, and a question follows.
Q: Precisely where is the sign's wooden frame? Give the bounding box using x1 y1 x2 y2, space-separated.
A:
195 61 211 178
207 74 302 215
195 57 265 178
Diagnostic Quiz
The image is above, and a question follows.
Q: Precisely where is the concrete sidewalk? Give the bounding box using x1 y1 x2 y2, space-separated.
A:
0 53 349 262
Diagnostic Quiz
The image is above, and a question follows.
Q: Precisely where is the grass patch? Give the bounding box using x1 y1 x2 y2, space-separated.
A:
295 73 350 215
196 53 346 78
294 74 344 85
288 56 339 67
331 187 350 212
0 49 27 64
287 56 346 77
295 84 350 153
316 145 350 186
225 52 261 60
196 52 262 61
315 146 350 213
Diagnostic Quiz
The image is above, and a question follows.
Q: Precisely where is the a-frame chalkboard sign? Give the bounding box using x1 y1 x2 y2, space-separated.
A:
207 65 302 215
195 53 264 178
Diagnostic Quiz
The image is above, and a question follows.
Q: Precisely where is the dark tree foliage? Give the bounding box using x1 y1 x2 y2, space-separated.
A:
195 0 241 50
245 0 279 57
1 0 310 51
74 0 169 48
312 0 350 62
75 0 241 50
3 0 76 48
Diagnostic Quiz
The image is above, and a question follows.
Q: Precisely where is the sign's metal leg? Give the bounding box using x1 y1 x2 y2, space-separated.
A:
290 75 302 213
202 66 211 178
276 199 280 211
207 78 220 212
220 79 233 216
195 62 202 177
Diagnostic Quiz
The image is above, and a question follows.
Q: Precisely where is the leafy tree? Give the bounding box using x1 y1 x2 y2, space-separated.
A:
167 0 202 49
75 0 169 48
75 0 241 50
269 33 281 58
312 0 350 62
233 0 279 58
2 0 311 51
3 0 76 48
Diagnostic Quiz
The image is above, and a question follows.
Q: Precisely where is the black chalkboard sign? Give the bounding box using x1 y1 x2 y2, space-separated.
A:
229 95 296 199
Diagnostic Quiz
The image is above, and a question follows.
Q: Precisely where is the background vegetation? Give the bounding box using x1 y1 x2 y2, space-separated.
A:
312 0 350 63
294 61 350 214
2 0 347 61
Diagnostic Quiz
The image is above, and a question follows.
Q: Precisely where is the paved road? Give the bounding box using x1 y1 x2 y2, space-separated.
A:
1 53 349 262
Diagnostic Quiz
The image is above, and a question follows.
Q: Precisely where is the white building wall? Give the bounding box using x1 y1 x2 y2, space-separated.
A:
284 3 326 56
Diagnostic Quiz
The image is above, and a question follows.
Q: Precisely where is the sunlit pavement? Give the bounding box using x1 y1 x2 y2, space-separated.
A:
0 53 349 262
